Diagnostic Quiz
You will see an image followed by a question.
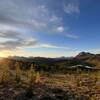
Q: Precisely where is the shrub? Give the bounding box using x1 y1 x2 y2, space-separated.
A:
28 64 36 84
15 62 21 83
1 63 9 83
35 72 40 83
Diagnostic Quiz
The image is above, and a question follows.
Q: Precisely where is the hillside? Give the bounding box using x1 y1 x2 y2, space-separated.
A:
75 52 100 67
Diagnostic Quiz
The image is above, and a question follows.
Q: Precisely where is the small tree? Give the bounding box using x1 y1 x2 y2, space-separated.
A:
35 72 40 83
15 62 21 83
1 63 9 83
28 64 35 84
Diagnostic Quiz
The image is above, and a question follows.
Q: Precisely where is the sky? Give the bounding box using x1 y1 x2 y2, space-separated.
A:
0 0 100 57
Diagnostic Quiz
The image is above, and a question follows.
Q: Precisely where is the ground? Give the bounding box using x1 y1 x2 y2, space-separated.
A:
0 71 100 100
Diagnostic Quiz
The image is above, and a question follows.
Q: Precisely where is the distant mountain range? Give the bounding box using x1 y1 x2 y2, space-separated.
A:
0 52 100 71
8 52 100 67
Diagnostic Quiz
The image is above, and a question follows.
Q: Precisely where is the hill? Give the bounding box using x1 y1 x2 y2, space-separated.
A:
75 52 100 67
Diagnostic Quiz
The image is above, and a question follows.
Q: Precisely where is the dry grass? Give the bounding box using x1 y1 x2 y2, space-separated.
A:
0 63 100 99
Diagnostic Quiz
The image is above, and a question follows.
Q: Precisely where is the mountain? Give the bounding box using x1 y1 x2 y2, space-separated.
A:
75 52 100 67
0 52 99 72
8 56 68 64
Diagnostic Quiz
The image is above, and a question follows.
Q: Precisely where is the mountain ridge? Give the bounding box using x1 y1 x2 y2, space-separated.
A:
0 52 100 71
75 52 100 67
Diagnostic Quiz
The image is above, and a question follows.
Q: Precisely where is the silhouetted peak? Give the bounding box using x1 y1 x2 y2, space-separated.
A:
76 52 94 58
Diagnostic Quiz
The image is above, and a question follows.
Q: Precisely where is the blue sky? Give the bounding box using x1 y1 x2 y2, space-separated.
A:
0 0 100 57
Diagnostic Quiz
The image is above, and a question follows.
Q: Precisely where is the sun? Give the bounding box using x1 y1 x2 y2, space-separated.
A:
0 53 6 57
0 51 9 57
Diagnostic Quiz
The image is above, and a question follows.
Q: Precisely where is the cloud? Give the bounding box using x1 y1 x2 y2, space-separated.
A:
0 38 37 50
0 31 20 39
0 0 80 34
0 24 26 41
0 0 63 33
56 26 64 33
63 0 80 14
66 34 79 39
0 31 70 50
34 44 70 50
0 24 69 51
